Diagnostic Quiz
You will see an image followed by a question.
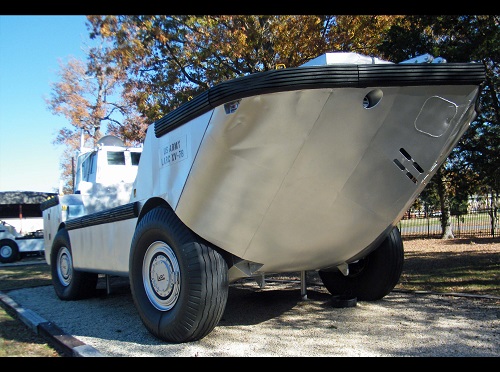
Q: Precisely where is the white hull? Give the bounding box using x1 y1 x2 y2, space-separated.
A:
133 85 479 274
42 54 484 279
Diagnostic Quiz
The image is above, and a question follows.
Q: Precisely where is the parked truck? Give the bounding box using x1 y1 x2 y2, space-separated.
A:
0 220 44 263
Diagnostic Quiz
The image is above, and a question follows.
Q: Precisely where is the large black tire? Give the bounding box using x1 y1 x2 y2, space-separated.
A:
129 206 229 343
50 229 98 300
319 227 404 301
0 239 20 263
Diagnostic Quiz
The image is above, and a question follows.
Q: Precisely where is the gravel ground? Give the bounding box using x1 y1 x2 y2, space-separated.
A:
5 275 499 357
3 237 499 357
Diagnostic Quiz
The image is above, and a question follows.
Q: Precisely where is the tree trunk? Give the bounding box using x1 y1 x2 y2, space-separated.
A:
441 209 454 239
487 190 498 238
436 168 454 239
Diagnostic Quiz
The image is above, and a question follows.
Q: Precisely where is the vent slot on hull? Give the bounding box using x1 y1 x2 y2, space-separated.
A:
393 148 426 184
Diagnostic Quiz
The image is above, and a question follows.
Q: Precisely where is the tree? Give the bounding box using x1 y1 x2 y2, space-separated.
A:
45 38 147 193
380 15 499 238
431 15 500 237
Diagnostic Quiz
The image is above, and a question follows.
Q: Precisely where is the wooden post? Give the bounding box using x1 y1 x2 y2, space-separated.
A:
18 204 23 234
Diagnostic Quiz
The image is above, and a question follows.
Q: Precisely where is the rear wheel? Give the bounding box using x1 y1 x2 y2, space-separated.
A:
129 205 229 343
0 239 19 263
50 229 98 300
319 227 404 301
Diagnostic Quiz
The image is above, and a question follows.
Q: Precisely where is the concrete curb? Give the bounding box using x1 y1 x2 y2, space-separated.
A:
0 290 105 357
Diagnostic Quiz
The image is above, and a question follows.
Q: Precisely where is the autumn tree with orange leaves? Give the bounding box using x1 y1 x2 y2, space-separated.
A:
45 38 148 193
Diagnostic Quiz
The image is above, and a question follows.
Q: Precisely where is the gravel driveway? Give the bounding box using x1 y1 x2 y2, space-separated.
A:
5 275 499 357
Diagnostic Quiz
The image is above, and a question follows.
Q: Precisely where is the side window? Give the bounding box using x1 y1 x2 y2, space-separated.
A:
131 152 141 166
80 152 96 181
107 151 126 165
90 152 97 175
80 157 88 182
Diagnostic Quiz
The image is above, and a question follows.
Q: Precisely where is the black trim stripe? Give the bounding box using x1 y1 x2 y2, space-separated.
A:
15 236 43 241
154 63 485 138
65 202 140 231
358 64 486 86
40 195 60 211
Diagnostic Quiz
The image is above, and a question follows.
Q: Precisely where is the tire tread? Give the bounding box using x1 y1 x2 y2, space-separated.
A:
129 205 228 343
319 227 404 301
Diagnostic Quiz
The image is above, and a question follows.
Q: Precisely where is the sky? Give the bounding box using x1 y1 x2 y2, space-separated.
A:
0 15 90 193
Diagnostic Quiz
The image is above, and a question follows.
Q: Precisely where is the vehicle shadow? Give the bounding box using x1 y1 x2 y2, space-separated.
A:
94 274 334 328
221 280 333 326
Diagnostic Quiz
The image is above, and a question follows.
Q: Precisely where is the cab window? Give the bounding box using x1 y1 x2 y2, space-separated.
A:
107 151 126 165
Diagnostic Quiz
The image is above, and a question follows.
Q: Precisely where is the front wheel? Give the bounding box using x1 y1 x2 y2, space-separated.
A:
129 206 229 343
319 227 404 301
50 229 98 300
0 239 20 263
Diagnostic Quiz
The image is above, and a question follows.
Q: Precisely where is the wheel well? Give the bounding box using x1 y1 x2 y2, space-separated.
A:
0 238 18 249
136 198 241 270
346 225 397 264
137 197 171 223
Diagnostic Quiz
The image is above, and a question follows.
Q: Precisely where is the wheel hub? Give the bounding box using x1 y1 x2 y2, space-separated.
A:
57 247 72 286
150 254 176 297
143 241 181 311
0 245 12 258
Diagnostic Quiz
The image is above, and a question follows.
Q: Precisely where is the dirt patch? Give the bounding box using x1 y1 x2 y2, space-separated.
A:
398 237 500 297
402 237 500 254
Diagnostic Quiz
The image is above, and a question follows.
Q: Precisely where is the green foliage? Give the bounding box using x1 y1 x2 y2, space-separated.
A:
395 15 499 233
